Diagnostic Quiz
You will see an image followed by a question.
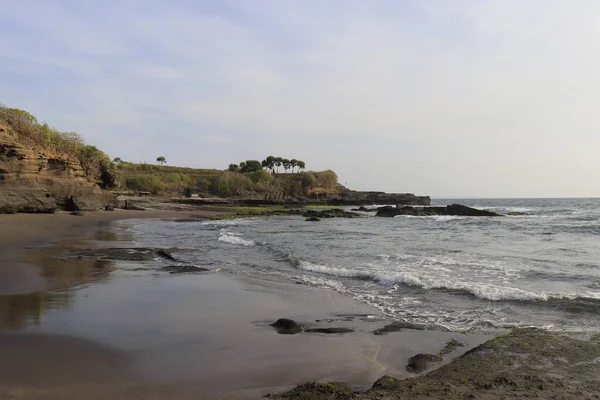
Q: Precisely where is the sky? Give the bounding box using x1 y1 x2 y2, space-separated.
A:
1 0 600 198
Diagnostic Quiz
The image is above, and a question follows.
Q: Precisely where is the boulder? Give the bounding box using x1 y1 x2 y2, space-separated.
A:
65 195 105 212
406 353 443 373
270 318 303 334
104 204 115 211
0 189 57 214
124 200 145 211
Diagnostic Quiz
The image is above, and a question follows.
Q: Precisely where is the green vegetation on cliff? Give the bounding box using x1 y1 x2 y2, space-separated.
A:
115 160 340 198
0 105 116 188
0 103 340 198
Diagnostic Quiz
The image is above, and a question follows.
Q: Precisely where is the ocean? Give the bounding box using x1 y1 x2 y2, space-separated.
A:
120 198 600 333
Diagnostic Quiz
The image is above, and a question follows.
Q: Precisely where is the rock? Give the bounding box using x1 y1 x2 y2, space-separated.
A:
104 204 115 211
376 204 502 218
439 339 464 355
325 191 431 206
305 216 321 221
304 327 355 334
157 265 209 274
507 211 526 216
373 321 450 335
406 353 443 373
68 248 157 262
65 195 105 212
446 204 502 216
156 250 177 261
372 375 400 390
71 211 85 216
270 318 303 335
124 200 145 211
0 189 57 213
0 132 115 214
267 382 354 399
302 209 362 219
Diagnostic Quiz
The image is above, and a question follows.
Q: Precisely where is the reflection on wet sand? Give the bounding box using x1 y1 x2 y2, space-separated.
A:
0 235 117 330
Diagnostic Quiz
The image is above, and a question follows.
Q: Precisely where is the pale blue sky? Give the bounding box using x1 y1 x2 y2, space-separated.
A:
2 1 600 197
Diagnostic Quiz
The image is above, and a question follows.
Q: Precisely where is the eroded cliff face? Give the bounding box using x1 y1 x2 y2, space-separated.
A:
0 122 110 213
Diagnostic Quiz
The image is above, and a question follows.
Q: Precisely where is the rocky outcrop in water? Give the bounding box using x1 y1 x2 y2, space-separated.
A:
376 204 502 217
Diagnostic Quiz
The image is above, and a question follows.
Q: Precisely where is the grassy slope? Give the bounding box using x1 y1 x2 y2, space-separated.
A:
116 161 341 198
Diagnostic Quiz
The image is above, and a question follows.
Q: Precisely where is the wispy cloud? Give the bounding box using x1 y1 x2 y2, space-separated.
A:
1 0 600 197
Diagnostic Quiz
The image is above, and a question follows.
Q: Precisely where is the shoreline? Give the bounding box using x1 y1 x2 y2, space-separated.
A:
2 212 600 399
0 211 490 399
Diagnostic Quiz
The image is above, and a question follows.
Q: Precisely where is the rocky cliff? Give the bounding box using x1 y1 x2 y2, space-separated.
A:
0 121 112 213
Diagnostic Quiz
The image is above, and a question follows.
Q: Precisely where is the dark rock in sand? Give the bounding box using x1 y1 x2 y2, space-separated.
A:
304 327 355 334
376 203 502 218
104 204 115 211
406 353 443 373
305 216 321 221
157 249 177 261
270 318 303 335
157 265 209 274
71 210 85 216
373 321 450 335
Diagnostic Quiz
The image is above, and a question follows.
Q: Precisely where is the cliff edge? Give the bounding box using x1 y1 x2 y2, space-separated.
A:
0 116 113 213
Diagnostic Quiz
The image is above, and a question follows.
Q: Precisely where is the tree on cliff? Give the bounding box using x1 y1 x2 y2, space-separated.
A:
297 160 306 171
240 160 262 173
282 158 291 173
156 156 167 165
113 157 122 164
274 157 283 173
228 163 240 172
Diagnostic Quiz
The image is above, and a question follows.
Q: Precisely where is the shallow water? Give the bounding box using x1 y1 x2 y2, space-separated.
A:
119 198 600 333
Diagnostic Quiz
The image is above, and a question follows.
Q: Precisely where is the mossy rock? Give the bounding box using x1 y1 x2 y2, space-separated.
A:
269 382 354 399
371 375 400 390
439 339 464 355
305 217 321 222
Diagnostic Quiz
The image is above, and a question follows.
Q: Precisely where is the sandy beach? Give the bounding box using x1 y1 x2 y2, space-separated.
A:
0 211 493 399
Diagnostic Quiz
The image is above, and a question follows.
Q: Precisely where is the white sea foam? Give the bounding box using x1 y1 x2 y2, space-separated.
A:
293 258 577 301
297 260 370 278
218 231 255 247
202 218 255 226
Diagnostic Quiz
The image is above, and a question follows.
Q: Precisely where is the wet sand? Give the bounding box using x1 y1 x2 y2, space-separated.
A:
0 212 491 399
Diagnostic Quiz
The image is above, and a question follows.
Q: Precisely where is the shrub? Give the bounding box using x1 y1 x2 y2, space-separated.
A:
248 169 272 184
125 175 165 194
